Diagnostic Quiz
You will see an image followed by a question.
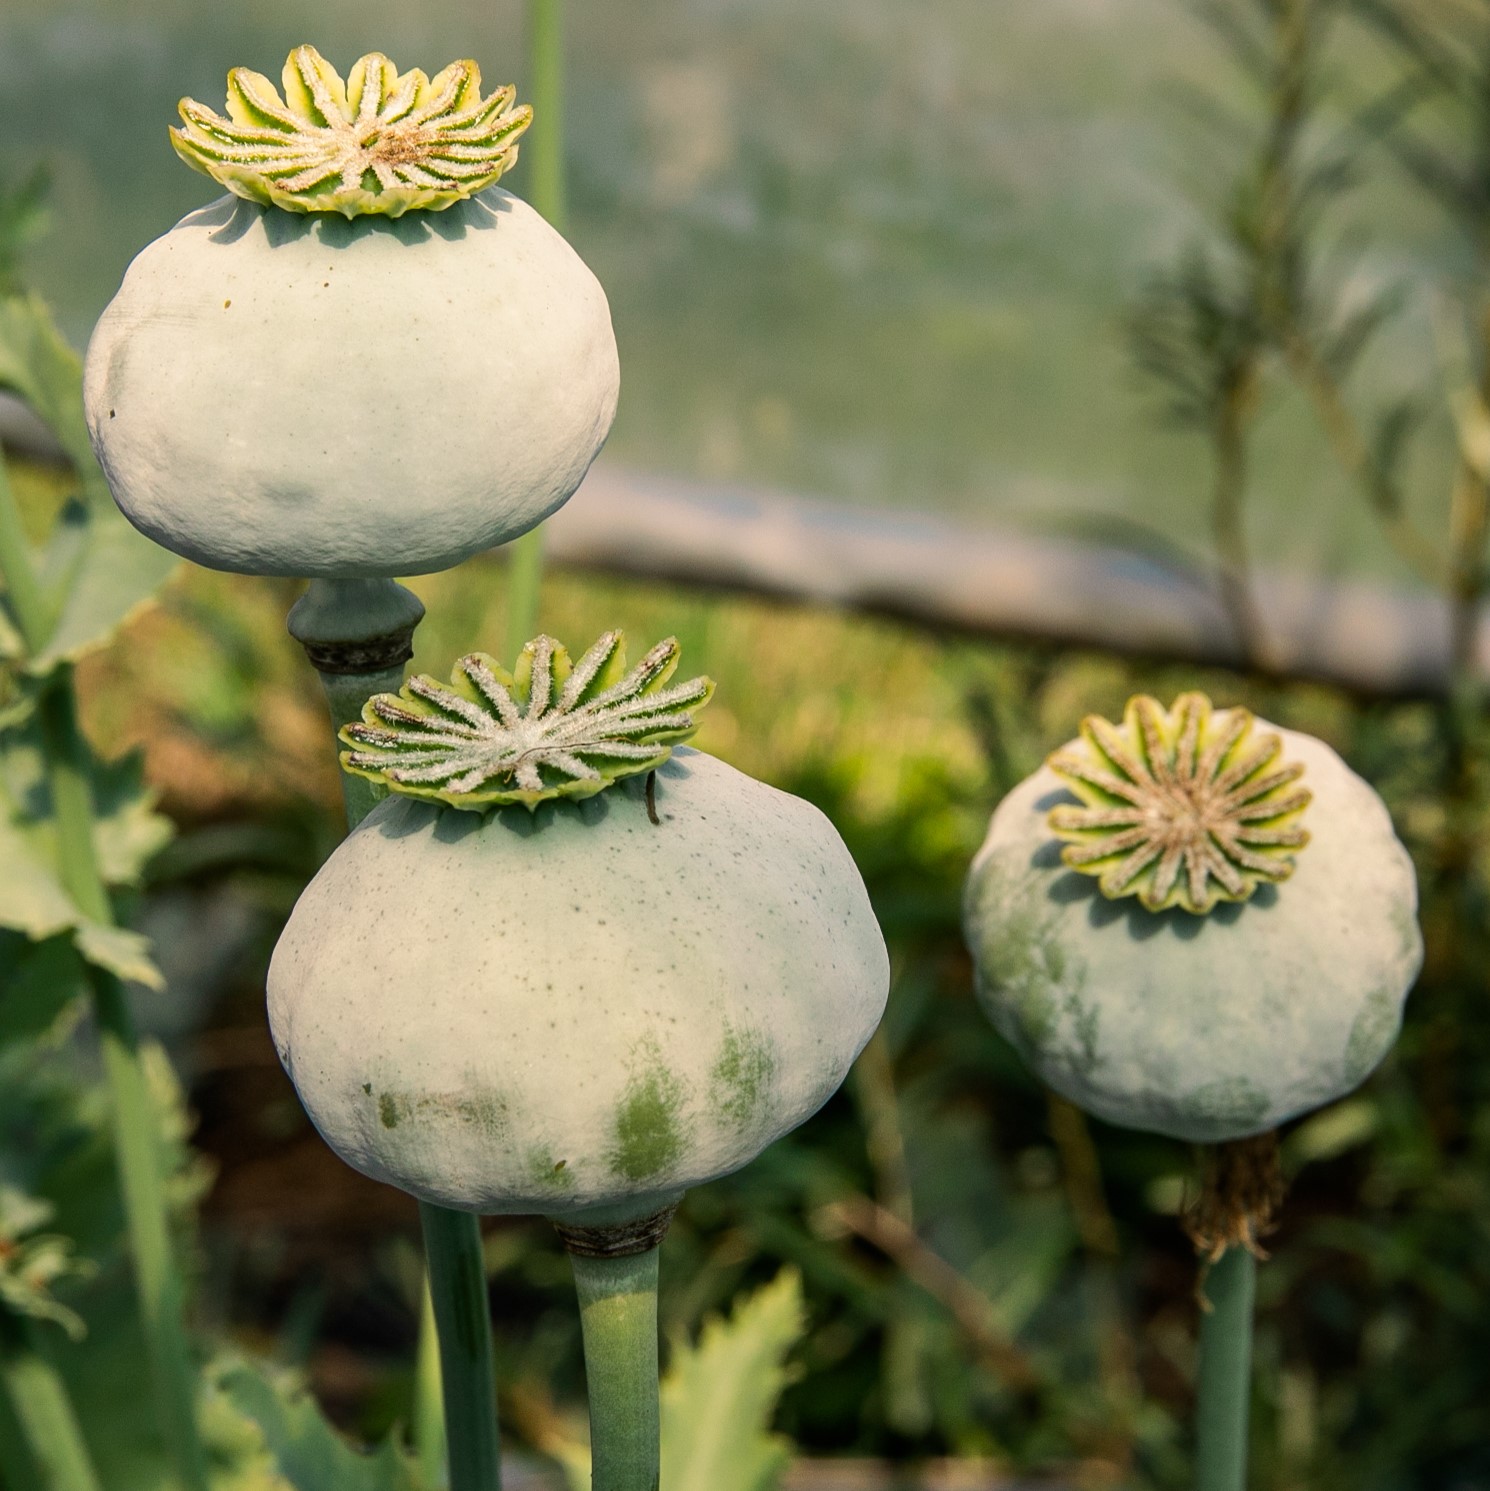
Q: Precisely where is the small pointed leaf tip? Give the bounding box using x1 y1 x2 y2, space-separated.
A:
341 631 716 811
170 45 532 218
1046 692 1311 916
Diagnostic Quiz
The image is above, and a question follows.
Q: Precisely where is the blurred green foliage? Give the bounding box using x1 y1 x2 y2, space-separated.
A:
5 2 1490 1489
18 542 1476 1489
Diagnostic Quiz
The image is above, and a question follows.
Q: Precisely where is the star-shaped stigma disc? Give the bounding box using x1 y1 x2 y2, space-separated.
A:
172 46 532 217
340 630 714 811
1046 693 1311 915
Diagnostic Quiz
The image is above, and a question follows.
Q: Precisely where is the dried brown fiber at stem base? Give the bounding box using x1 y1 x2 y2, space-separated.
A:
1182 1130 1287 1263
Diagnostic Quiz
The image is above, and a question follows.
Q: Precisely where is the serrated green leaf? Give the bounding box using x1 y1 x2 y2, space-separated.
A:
0 817 164 980
35 498 89 593
73 923 163 990
138 1042 214 1214
0 721 171 890
209 1358 427 1491
0 1183 95 1339
0 719 167 988
89 748 173 887
543 1271 805 1491
0 809 80 941
200 1371 292 1491
28 502 179 671
0 1040 164 1489
658 1269 805 1491
0 297 95 486
0 295 179 668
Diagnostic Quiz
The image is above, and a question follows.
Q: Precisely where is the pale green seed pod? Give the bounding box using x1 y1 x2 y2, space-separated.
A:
962 695 1422 1143
267 748 890 1221
82 50 617 578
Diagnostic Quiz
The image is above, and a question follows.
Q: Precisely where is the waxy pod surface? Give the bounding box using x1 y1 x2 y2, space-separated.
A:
84 186 618 577
963 724 1422 1143
268 749 890 1220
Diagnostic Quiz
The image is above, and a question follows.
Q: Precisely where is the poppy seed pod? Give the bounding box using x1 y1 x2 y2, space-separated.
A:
962 694 1422 1144
266 634 890 1222
82 48 618 578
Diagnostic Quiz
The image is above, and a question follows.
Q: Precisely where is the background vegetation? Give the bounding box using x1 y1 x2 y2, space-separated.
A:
4 1 1490 1488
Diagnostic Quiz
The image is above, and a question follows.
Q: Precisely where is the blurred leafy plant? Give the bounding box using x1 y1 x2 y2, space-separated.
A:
544 1268 806 1491
201 1357 427 1491
1134 0 1490 716
657 1268 804 1491
0 165 49 296
1129 0 1382 666
0 1185 95 1341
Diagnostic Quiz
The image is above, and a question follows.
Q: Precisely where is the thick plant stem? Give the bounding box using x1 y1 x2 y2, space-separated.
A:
36 673 208 1491
290 578 500 1491
1195 1245 1256 1491
0 1323 104 1491
420 1205 501 1491
569 1248 661 1491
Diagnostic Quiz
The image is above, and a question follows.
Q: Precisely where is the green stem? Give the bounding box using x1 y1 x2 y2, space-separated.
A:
527 0 567 231
291 579 500 1491
503 0 566 661
419 1206 500 1491
503 527 546 664
414 1278 448 1488
34 674 208 1491
1195 1246 1256 1491
0 1323 104 1491
0 1366 44 1491
317 669 401 827
569 1248 661 1491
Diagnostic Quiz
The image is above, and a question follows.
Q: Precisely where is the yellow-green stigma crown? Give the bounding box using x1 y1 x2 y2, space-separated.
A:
340 631 716 811
171 45 532 218
1046 692 1311 916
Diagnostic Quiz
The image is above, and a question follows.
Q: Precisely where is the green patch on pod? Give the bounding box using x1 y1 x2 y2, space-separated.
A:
340 630 715 811
611 1047 689 1183
171 46 532 218
371 1085 510 1137
965 862 1088 1059
1047 691 1312 915
963 712 1422 1143
710 1026 777 1129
